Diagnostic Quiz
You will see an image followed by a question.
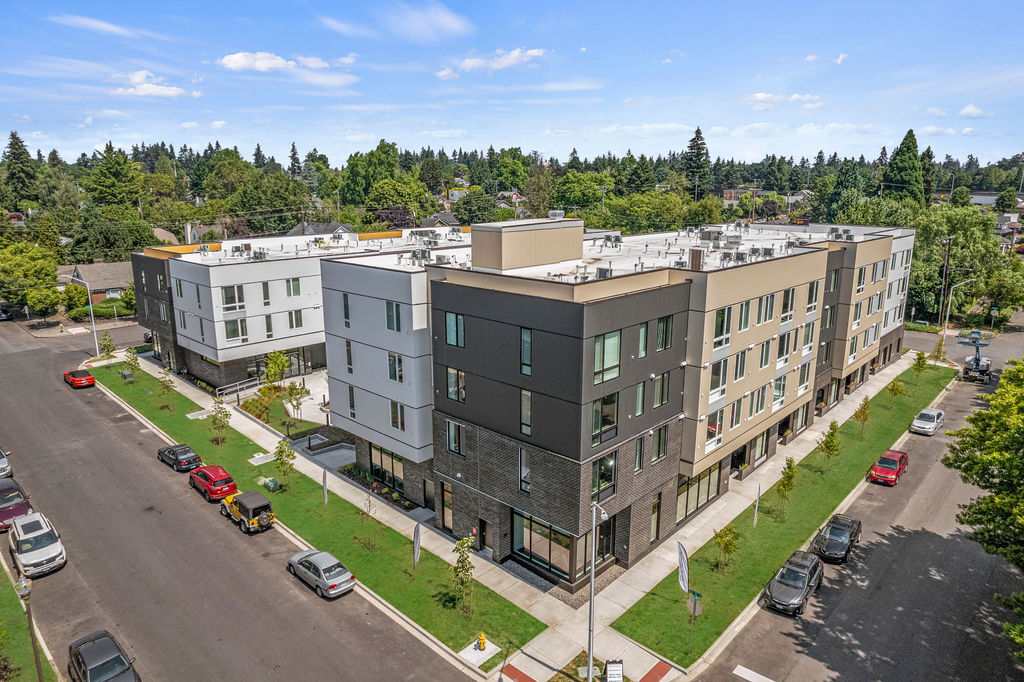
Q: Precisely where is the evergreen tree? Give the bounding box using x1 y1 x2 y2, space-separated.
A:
920 146 936 204
876 146 888 168
882 130 925 206
566 148 583 173
253 144 266 169
2 131 35 204
288 142 301 178
46 149 63 166
624 155 656 194
81 142 144 207
683 127 711 196
825 159 863 223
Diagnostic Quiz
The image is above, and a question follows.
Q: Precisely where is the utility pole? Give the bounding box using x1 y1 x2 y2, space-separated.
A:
598 185 609 214
937 235 955 329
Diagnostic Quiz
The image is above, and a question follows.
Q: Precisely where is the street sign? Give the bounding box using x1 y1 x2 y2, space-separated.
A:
686 596 703 617
991 307 999 314
605 660 624 682
688 589 702 599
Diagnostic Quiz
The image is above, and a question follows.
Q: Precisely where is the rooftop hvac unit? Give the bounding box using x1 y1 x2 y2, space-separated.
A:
231 245 242 253
611 234 623 244
199 244 209 253
842 228 852 235
242 243 252 251
750 247 762 257
845 233 856 241
762 247 775 257
673 260 687 268
435 255 450 264
734 252 747 263
721 252 733 262
596 267 613 279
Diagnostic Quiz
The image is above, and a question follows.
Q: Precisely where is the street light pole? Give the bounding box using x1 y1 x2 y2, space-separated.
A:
945 278 977 333
14 576 44 682
587 501 609 682
58 274 100 358
936 235 955 330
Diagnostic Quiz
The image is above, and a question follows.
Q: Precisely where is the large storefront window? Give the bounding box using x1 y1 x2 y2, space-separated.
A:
370 444 404 493
246 348 308 379
514 510 612 581
676 463 721 524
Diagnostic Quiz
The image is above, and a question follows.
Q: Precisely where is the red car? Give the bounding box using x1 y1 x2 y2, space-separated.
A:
64 369 95 388
189 465 238 501
868 450 908 486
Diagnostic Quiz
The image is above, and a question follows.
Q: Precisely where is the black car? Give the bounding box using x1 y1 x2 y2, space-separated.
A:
0 309 12 321
812 514 862 563
68 630 139 682
156 444 202 471
143 331 152 343
763 550 824 616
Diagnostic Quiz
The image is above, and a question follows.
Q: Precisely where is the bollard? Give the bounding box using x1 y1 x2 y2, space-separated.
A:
478 633 486 651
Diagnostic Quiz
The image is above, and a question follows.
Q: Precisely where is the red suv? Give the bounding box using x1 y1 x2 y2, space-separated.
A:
868 450 908 486
189 465 238 501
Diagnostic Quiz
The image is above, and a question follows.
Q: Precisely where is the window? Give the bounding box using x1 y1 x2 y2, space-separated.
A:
709 359 727 400
262 281 270 306
520 328 532 375
798 361 811 393
651 493 661 544
891 253 898 269
749 385 768 417
195 283 201 308
286 277 300 297
157 273 164 288
734 350 747 381
288 310 303 329
348 385 356 418
773 375 787 408
848 336 858 361
345 340 353 373
513 510 575 579
730 399 742 429
159 302 168 322
737 300 751 331
445 312 465 347
713 307 732 348
199 318 205 342
653 425 667 461
446 368 465 402
653 372 670 407
638 322 648 358
370 445 405 493
520 390 532 436
872 260 886 282
388 352 404 382
592 451 616 502
442 482 453 532
827 269 838 293
222 285 244 311
635 382 645 416
389 401 406 431
888 281 895 299
519 449 531 492
852 302 862 329
821 339 833 364
141 271 146 287
343 293 351 328
756 294 775 325
802 323 814 352
677 464 720 523
264 314 272 339
225 318 248 342
823 306 836 329
175 279 183 297
446 420 462 453
634 439 643 471
869 291 883 315
780 287 795 323
178 310 187 329
777 331 792 361
385 300 401 332
856 266 866 294
794 403 808 432
656 315 673 351
591 392 618 446
706 408 724 450
806 281 819 313
594 330 621 384
759 340 771 369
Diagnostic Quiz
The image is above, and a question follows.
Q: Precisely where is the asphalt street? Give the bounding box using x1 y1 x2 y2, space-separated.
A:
0 321 466 681
705 318 1024 681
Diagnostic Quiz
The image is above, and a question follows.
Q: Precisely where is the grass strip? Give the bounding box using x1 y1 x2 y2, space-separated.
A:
92 365 545 665
612 365 956 668
0 569 59 681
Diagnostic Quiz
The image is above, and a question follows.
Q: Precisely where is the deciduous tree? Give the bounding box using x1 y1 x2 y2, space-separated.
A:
817 420 841 471
273 438 297 486
713 524 739 569
158 367 176 411
776 457 797 514
852 396 871 435
886 378 907 408
209 394 231 444
450 537 476 614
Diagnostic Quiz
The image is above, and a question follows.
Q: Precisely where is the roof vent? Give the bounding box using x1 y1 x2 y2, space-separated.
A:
548 210 565 219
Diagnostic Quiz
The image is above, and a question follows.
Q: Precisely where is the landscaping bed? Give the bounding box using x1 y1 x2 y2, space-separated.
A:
340 463 418 512
92 364 544 667
239 388 319 433
612 365 956 669
290 425 357 451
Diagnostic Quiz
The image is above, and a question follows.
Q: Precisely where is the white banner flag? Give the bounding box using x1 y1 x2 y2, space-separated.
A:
414 522 422 567
754 483 760 529
677 542 689 595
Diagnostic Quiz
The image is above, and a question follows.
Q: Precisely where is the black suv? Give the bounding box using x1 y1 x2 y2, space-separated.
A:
763 550 824 616
157 444 202 472
812 514 862 563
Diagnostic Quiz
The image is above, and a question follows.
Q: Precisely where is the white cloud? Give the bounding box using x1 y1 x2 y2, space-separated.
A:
661 59 672 64
959 103 989 118
795 122 883 136
318 16 376 38
579 46 587 52
191 90 202 98
419 129 466 138
803 101 823 109
382 3 473 43
97 109 131 119
218 51 295 72
835 53 848 64
537 79 601 92
210 120 226 129
180 121 198 129
805 54 817 62
112 71 188 97
460 48 545 72
600 123 692 137
542 129 574 137
961 127 975 135
334 53 358 66
707 126 729 136
296 56 329 69
743 93 821 110
73 116 94 128
48 14 169 40
293 70 358 88
924 107 948 117
436 66 458 80
732 122 788 137
920 125 956 136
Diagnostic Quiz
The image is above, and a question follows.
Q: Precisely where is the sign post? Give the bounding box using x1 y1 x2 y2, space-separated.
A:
686 589 703 656
990 307 999 331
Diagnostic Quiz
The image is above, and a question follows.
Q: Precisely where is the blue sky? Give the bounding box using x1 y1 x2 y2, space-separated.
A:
2 1 1022 167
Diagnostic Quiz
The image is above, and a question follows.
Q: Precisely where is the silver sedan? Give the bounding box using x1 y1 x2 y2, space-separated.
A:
909 408 944 436
287 549 356 599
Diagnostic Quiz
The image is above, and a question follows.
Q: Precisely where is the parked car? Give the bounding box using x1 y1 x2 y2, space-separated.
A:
188 465 237 501
762 550 824 616
0 309 12 321
220 491 275 534
143 331 152 343
287 549 356 599
64 369 95 388
0 478 32 531
156 444 202 472
868 450 909 486
9 512 66 577
909 408 945 436
812 514 862 563
67 630 139 682
0 448 11 478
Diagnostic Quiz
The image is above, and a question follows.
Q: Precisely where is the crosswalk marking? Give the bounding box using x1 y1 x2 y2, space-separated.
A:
732 665 776 682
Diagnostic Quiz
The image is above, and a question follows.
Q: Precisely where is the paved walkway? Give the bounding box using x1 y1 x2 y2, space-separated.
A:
117 350 913 682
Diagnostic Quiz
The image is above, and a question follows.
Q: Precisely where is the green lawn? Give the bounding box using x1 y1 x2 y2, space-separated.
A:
0 570 59 681
92 365 545 663
261 391 320 434
612 365 956 668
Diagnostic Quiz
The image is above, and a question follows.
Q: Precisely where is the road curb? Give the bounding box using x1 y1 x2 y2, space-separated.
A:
0 547 63 680
684 372 959 679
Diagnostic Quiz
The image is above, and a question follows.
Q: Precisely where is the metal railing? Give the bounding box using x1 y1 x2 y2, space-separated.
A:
215 375 263 399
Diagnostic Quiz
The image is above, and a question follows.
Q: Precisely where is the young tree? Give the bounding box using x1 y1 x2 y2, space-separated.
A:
209 394 231 444
122 346 140 381
776 457 798 514
930 335 947 363
995 187 1019 213
913 350 929 380
99 330 116 358
712 524 739 570
263 351 289 389
817 420 842 471
283 381 311 422
852 396 872 435
450 536 476 614
273 438 297 486
886 378 907 408
158 367 176 411
942 359 1024 661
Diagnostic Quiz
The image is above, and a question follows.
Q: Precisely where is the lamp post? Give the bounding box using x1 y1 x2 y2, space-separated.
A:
945 278 977 333
58 274 100 358
14 575 45 682
587 501 609 682
936 235 955 329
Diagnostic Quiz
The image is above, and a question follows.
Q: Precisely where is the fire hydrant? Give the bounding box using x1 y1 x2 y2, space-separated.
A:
478 633 486 651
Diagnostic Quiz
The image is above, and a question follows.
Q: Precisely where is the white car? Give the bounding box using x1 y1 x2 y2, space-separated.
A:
909 408 945 436
9 513 66 577
0 449 10 478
